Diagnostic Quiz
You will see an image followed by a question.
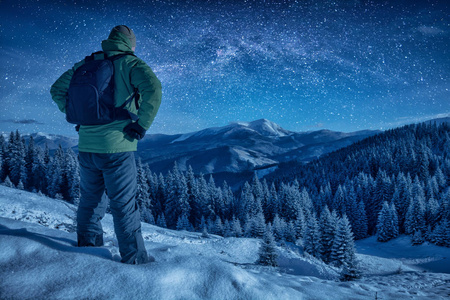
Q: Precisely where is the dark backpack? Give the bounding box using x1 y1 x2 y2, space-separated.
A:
66 51 138 126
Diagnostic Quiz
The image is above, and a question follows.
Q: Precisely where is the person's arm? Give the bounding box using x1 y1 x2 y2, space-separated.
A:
50 68 74 113
50 60 84 113
129 58 162 130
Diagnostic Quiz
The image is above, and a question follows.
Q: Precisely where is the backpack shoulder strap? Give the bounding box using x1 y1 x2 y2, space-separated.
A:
107 52 137 62
84 51 105 62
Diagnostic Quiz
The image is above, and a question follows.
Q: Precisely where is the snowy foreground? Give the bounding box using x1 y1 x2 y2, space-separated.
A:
1 186 449 300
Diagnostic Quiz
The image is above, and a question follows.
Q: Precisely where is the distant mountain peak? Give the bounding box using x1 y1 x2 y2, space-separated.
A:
232 119 291 137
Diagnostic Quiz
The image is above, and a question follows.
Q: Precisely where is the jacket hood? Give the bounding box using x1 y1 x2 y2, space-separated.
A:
101 31 134 54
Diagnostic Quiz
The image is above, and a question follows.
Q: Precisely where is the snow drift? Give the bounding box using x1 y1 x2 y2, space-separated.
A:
1 186 449 300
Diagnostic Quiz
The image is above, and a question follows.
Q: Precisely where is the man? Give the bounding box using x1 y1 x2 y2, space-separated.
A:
50 25 162 264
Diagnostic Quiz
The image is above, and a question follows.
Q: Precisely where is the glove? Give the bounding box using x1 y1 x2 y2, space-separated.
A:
124 122 146 140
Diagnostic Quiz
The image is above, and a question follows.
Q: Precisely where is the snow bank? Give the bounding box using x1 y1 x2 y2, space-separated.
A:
1 186 450 299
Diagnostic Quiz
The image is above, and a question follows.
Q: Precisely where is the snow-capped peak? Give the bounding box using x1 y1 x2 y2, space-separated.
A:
233 119 291 137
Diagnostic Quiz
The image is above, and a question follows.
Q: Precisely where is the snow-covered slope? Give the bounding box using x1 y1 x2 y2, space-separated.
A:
1 186 450 300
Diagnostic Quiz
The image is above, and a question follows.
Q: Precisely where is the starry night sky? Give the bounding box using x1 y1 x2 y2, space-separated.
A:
1 0 449 137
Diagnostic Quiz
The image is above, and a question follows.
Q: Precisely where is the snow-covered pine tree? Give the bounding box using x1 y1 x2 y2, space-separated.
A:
353 201 368 240
261 179 271 222
405 193 426 235
434 166 446 191
425 196 440 228
411 229 424 245
17 180 24 190
417 143 431 182
66 148 80 204
24 135 37 190
176 214 192 231
332 185 346 217
299 187 313 217
8 131 27 186
294 209 306 239
340 254 360 281
239 182 253 221
0 134 5 182
319 206 336 263
0 148 3 183
3 175 14 188
331 215 357 269
376 202 399 242
345 185 359 231
213 216 224 236
432 219 450 247
257 224 278 267
47 145 64 198
185 166 199 225
156 213 167 228
394 172 412 233
268 183 280 221
165 164 191 228
136 158 151 219
272 214 285 241
285 221 297 243
198 215 207 232
40 143 51 195
303 214 322 259
251 173 263 210
231 215 243 237
153 173 166 218
282 182 302 220
390 202 399 238
249 211 266 238
142 209 155 225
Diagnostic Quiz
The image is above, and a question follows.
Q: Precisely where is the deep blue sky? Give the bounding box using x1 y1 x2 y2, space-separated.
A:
1 0 449 137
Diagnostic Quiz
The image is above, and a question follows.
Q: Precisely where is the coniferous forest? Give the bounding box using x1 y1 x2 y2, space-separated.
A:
1 121 449 272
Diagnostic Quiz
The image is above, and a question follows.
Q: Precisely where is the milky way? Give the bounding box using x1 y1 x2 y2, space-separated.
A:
1 0 449 136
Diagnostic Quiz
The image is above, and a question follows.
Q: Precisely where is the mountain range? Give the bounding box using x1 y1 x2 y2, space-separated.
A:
136 119 379 175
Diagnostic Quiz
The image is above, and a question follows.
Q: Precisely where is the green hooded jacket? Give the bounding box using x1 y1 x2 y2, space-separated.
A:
50 30 162 153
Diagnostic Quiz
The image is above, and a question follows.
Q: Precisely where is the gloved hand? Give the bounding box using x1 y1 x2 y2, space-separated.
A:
124 122 146 140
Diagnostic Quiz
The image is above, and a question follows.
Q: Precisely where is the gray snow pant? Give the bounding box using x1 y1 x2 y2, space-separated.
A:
77 151 148 264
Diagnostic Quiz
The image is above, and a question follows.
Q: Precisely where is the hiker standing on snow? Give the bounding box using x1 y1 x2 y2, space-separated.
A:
50 25 162 264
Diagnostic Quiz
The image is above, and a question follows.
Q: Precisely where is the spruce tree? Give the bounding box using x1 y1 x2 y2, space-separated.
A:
376 202 398 242
156 213 167 228
3 175 14 188
340 255 360 281
294 209 306 239
199 215 207 232
258 225 278 267
136 158 151 218
405 193 426 235
331 215 357 268
24 135 37 190
250 211 266 238
17 180 24 190
319 206 336 263
332 185 346 217
432 219 450 247
272 214 284 241
285 221 297 243
213 216 224 236
231 216 243 237
303 214 322 259
353 201 368 240
411 230 424 245
223 219 233 237
176 214 192 231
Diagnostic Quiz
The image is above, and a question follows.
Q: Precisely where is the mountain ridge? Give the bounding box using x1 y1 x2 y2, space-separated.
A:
136 118 381 175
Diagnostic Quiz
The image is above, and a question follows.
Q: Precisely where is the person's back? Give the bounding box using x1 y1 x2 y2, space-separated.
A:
50 25 162 264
